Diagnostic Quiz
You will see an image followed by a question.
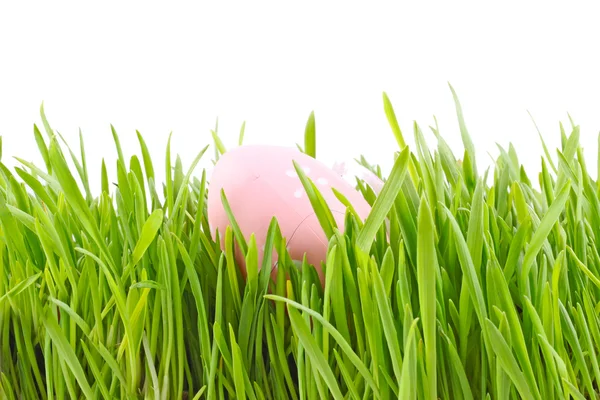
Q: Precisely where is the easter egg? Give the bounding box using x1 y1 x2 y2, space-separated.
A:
332 159 385 195
207 145 371 285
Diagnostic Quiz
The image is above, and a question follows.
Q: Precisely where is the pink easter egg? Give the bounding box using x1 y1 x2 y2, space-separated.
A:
207 145 371 285
332 159 385 195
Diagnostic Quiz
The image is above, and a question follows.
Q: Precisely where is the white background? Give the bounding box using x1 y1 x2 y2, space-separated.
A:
1 2 600 192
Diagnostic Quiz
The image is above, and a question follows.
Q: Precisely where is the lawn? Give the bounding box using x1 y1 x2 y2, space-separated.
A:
1 86 598 399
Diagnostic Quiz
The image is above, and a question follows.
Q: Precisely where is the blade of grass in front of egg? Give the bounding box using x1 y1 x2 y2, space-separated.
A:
221 190 248 255
258 218 279 293
293 160 337 238
356 146 410 254
211 129 227 157
331 187 364 228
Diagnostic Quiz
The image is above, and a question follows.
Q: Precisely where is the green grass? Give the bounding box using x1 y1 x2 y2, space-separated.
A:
1 86 600 399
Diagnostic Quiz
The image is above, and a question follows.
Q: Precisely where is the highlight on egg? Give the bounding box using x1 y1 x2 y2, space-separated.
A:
207 144 372 285
332 158 384 195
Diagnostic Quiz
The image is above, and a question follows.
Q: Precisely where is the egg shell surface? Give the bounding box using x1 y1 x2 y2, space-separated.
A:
332 159 385 195
207 145 371 285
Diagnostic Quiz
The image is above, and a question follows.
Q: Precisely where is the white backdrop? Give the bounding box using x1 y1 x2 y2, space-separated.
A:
1 2 600 192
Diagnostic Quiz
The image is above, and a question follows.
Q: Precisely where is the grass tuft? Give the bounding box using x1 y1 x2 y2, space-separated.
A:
1 88 600 399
